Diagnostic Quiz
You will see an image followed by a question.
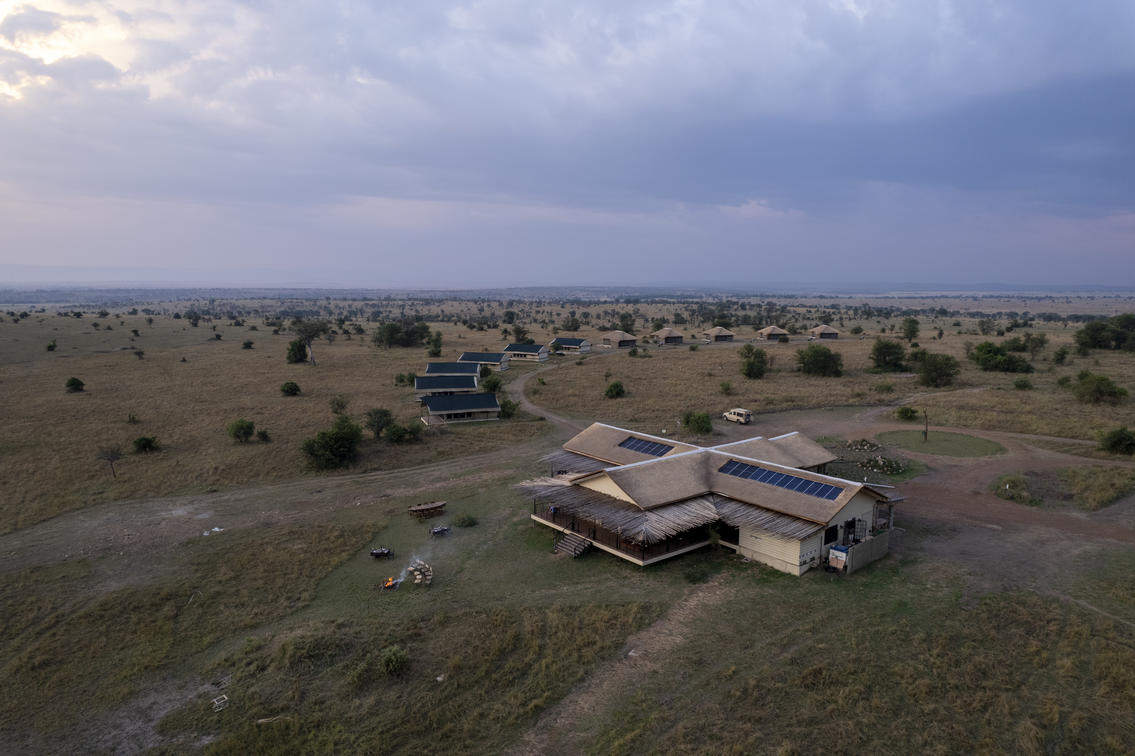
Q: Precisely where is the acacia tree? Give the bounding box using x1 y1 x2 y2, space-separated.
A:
795 344 843 377
870 338 906 371
291 318 331 365
96 446 123 478
901 317 920 343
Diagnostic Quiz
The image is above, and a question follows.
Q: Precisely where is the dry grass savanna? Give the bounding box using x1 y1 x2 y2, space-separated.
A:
1 289 1134 753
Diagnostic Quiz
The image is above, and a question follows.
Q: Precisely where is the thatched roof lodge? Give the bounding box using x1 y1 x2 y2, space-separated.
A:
523 423 900 575
756 326 789 340
650 327 684 345
809 324 840 339
602 330 637 348
702 326 735 342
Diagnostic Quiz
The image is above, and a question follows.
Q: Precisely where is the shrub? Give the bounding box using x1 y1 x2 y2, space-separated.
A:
740 349 769 379
132 436 160 453
380 645 409 677
364 408 394 439
994 474 1040 505
1073 371 1128 404
605 380 626 399
719 381 734 396
859 455 906 475
256 429 271 443
795 344 843 377
870 338 906 372
280 381 301 396
479 364 492 379
454 514 478 528
628 347 639 357
329 393 349 415
1013 378 1033 391
1099 426 1135 455
896 406 919 421
65 377 84 393
242 340 254 349
227 418 255 443
499 398 518 419
688 344 698 351
302 416 363 469
133 349 145 360
286 338 308 363
1053 346 1069 365
681 410 713 434
383 423 422 444
969 341 1033 373
481 374 503 393
917 353 961 387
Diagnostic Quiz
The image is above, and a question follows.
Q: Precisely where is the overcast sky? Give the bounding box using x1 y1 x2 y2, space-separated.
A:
1 1 1133 289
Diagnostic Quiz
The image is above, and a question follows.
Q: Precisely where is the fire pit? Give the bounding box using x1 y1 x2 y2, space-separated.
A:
370 548 392 559
381 576 401 590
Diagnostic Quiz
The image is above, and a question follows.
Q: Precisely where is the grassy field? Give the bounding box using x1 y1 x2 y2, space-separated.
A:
2 293 1134 753
876 429 1006 457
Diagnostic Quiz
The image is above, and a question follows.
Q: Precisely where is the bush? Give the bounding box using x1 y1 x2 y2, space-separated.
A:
256 429 271 443
286 338 308 364
896 406 919 421
1053 346 1069 365
132 436 160 453
364 408 394 439
454 514 478 528
383 423 422 444
870 338 906 372
969 341 1033 373
917 353 961 387
1013 378 1033 391
681 410 713 434
380 645 409 677
329 393 349 415
242 340 254 349
719 381 734 396
795 344 843 377
605 380 626 399
481 374 503 393
133 349 145 360
1073 370 1128 404
302 416 363 469
280 381 301 396
1099 427 1135 455
740 348 769 379
227 418 255 443
628 347 638 357
688 344 698 351
994 474 1040 505
499 398 518 419
65 377 84 393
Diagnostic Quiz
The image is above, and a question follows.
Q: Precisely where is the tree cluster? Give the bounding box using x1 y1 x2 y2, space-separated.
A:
372 320 431 348
968 342 1033 373
1074 314 1135 352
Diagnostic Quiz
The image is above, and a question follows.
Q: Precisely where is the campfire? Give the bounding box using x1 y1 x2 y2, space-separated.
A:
382 576 400 590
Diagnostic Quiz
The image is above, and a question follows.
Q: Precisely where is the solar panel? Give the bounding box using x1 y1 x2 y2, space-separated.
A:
717 460 845 501
618 437 673 457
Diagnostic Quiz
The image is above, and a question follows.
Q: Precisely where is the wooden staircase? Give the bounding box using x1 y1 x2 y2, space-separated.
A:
555 532 592 558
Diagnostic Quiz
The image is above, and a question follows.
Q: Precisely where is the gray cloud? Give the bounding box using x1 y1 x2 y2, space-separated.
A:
0 0 1133 286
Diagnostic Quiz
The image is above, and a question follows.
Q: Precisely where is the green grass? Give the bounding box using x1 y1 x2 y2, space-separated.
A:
1061 466 1135 511
992 473 1043 506
586 563 1135 755
877 430 1005 457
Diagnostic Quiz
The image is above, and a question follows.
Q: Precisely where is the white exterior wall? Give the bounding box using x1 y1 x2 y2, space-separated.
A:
736 528 812 575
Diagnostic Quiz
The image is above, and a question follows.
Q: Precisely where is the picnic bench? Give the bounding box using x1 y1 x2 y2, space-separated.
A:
408 501 447 519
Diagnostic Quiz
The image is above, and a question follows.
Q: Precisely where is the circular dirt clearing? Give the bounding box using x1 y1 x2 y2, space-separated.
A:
876 430 1005 457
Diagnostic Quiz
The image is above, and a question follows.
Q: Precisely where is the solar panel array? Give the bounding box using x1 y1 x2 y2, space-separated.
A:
718 460 844 500
618 437 674 457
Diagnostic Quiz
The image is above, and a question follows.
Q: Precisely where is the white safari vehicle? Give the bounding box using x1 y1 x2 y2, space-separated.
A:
722 408 753 424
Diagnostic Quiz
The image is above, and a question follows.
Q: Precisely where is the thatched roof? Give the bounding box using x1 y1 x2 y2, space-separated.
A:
651 327 683 339
540 449 610 474
809 324 840 335
563 422 698 466
602 330 636 342
702 326 735 338
756 326 789 336
712 432 836 470
519 477 822 543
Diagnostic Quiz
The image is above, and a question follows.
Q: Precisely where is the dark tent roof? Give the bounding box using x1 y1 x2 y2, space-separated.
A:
414 375 477 390
504 343 545 353
422 393 501 413
424 362 479 375
551 337 589 346
458 352 508 362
